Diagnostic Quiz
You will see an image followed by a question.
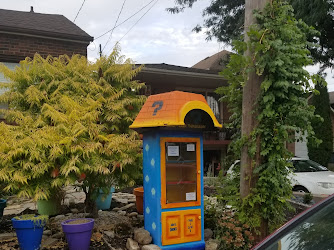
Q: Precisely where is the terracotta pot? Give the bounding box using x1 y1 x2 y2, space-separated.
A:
133 187 144 214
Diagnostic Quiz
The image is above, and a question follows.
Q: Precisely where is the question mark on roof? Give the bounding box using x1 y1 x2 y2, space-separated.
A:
152 101 163 116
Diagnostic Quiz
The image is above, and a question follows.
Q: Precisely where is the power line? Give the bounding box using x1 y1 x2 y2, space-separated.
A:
102 0 127 53
117 0 158 44
94 0 156 40
74 0 87 23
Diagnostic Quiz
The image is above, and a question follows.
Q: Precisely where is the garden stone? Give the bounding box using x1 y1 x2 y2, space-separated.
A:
134 228 152 245
43 230 52 236
69 198 75 206
65 213 73 216
113 207 120 211
204 228 213 241
137 215 144 220
205 239 219 250
78 212 90 217
118 210 127 216
52 232 64 239
55 214 65 220
115 198 128 204
0 232 16 241
119 203 135 211
126 238 140 250
71 208 79 214
104 231 115 239
142 244 161 250
129 212 138 217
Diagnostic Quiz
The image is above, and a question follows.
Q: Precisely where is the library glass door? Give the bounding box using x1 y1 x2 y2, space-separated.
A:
161 138 201 208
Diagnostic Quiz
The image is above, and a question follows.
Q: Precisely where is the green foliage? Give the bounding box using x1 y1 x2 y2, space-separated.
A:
307 83 333 166
0 46 145 204
216 0 321 232
217 210 254 249
168 0 334 69
14 214 48 227
303 192 313 204
204 196 220 231
204 196 254 249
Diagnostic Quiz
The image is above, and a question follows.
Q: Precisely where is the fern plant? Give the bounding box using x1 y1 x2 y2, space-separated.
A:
0 46 145 215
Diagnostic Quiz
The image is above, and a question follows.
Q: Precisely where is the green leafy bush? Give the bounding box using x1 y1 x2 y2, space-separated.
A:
0 46 145 214
204 196 254 249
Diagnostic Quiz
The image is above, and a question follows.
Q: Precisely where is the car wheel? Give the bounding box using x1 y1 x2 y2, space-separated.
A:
293 186 309 193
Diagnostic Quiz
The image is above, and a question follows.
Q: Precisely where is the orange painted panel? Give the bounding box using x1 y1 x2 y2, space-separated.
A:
166 216 181 239
161 209 202 246
184 214 197 237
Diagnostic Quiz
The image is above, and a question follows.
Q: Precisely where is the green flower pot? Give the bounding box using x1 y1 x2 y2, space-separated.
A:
37 199 60 216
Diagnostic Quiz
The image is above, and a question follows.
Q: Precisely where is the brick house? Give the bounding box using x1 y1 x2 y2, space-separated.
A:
0 7 93 113
0 7 93 62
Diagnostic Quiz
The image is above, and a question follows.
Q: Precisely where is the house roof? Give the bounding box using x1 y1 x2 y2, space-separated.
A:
130 91 222 129
0 8 93 42
192 50 231 72
142 63 220 75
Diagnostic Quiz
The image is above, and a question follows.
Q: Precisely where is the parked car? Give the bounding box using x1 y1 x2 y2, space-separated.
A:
252 194 334 250
227 158 334 196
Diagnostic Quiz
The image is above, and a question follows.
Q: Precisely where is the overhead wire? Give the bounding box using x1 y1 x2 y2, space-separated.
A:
102 0 127 53
74 0 87 23
94 0 156 41
116 0 159 44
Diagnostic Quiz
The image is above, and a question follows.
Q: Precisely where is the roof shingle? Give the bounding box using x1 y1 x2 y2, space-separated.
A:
0 8 93 42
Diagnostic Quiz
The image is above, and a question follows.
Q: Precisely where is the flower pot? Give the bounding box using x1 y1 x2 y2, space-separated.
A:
12 217 45 250
37 199 60 216
95 187 115 210
133 187 144 214
61 218 94 250
0 199 6 218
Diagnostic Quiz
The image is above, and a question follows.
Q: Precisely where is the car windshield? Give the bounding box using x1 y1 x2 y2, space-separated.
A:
292 160 328 172
265 198 334 250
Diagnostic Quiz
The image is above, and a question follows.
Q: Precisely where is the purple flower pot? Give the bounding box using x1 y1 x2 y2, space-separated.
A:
61 218 94 250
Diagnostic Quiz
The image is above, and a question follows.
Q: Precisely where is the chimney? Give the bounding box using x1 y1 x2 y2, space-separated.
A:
30 6 34 13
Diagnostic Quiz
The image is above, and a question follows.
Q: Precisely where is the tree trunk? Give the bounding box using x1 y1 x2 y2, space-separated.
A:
84 185 98 218
241 0 270 240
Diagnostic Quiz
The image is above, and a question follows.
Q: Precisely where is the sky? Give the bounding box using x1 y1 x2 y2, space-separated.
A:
1 0 334 91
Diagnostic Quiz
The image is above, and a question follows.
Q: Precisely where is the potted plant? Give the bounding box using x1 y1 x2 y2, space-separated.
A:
95 186 115 210
11 214 48 250
61 218 94 250
37 188 64 216
133 186 144 214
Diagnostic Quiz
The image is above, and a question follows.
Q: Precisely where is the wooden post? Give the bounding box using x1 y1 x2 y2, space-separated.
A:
241 0 270 239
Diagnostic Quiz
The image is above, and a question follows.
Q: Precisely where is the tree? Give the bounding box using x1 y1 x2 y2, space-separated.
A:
308 84 333 166
240 0 269 238
168 0 334 69
0 47 145 216
216 0 320 240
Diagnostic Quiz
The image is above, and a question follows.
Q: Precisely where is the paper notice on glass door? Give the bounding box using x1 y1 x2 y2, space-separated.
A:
186 192 196 201
167 146 179 156
187 144 195 151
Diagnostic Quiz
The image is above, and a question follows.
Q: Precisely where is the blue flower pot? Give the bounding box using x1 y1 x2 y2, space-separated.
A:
12 217 45 250
95 187 115 210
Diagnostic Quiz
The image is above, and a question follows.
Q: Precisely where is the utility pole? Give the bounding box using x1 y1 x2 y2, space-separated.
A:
240 0 270 238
